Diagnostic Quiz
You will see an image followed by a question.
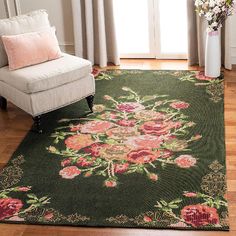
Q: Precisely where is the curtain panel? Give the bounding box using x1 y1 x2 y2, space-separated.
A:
72 0 120 68
187 0 232 70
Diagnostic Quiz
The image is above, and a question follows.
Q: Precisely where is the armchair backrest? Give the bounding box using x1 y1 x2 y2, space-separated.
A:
0 9 51 68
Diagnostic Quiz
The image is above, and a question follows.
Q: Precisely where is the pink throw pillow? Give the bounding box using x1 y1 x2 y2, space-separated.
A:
2 27 62 70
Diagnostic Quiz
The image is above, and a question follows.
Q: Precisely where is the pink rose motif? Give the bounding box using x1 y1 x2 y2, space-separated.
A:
70 124 81 132
104 179 117 188
159 150 173 159
116 102 145 113
139 121 180 136
117 119 136 127
114 163 129 174
65 134 94 151
44 212 54 220
61 158 72 167
125 135 163 149
99 112 117 120
106 127 139 140
17 186 31 192
175 155 197 168
127 149 158 164
80 121 114 134
84 143 109 157
195 71 213 81
143 216 153 222
84 171 92 177
0 198 23 220
181 204 219 227
148 173 158 181
76 157 93 167
184 192 197 197
59 166 81 179
170 101 189 110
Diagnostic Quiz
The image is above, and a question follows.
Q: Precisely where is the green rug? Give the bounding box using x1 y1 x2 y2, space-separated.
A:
0 70 228 230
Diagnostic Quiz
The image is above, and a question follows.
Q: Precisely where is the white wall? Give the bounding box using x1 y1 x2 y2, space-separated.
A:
0 0 75 54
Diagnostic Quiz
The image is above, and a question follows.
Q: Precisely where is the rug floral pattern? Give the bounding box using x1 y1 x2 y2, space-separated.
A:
0 70 228 230
48 87 202 187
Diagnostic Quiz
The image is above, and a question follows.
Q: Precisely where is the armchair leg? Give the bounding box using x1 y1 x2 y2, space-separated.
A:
32 116 43 134
86 95 94 112
0 96 7 110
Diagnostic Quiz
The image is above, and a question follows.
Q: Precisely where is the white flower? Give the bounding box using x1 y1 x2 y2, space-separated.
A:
206 12 213 21
209 0 216 8
195 0 203 7
199 10 205 16
213 6 221 14
211 21 218 27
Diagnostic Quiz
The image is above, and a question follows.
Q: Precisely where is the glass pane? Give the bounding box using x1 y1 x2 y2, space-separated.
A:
113 0 150 55
159 0 188 55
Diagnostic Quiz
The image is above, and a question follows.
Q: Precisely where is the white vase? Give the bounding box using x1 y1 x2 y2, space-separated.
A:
205 30 221 78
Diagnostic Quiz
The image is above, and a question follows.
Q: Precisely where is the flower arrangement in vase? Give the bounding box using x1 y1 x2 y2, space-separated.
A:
195 0 236 77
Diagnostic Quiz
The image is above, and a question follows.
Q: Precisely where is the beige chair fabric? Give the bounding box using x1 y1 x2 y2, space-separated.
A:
0 53 92 94
72 0 120 68
0 74 95 116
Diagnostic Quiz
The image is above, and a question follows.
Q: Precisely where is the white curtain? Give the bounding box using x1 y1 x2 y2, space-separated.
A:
72 0 120 68
187 0 232 70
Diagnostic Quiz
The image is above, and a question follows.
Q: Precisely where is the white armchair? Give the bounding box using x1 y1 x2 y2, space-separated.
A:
0 10 95 133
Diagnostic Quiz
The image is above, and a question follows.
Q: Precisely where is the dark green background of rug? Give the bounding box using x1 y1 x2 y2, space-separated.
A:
0 70 228 230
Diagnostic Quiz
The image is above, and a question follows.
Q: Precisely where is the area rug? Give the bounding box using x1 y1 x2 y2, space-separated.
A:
0 70 228 230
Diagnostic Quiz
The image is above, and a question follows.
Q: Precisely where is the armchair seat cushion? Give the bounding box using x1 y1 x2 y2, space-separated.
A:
0 53 92 94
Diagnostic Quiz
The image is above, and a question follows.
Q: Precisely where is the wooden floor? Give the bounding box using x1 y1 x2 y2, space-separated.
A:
0 59 235 236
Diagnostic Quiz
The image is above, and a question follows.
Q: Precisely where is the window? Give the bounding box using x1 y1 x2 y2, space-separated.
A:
113 0 188 59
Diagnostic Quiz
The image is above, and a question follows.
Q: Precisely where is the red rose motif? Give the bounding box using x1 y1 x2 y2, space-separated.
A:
116 102 145 113
104 179 117 188
195 71 213 81
114 163 129 174
184 192 197 197
59 166 81 179
117 119 136 127
80 121 114 134
181 204 219 227
0 198 23 220
125 135 163 149
170 101 189 110
143 216 153 222
65 134 94 151
127 149 158 164
61 158 72 167
92 68 101 77
139 120 181 136
76 157 93 167
175 155 197 168
84 143 109 157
